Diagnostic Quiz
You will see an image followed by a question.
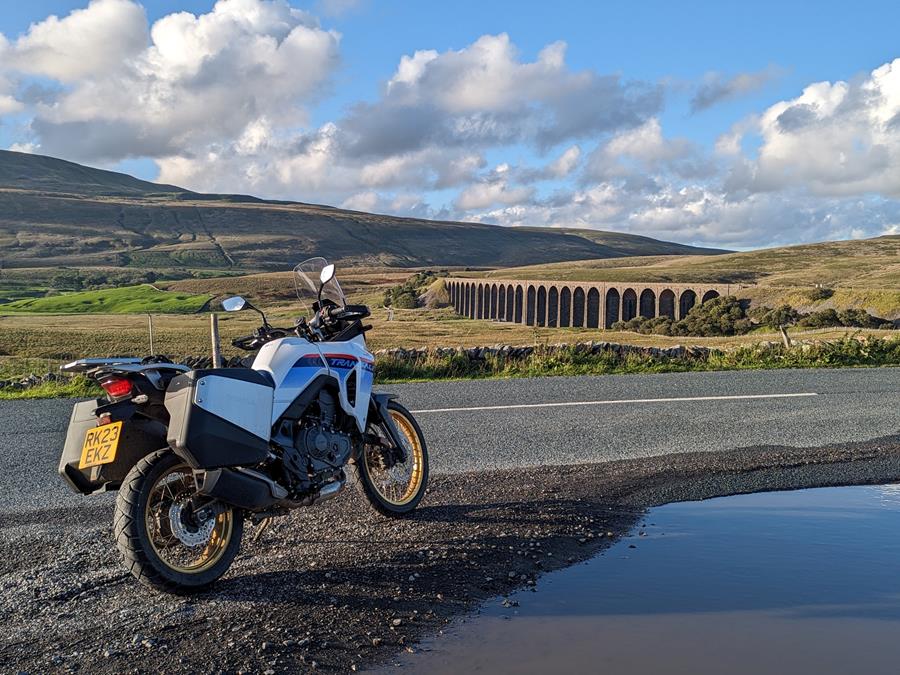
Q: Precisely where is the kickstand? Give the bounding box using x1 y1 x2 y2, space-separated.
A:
253 517 273 543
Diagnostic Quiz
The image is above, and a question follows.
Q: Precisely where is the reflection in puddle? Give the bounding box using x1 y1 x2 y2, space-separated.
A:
384 485 900 674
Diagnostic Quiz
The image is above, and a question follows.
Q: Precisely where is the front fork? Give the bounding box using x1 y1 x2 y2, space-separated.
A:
360 394 408 467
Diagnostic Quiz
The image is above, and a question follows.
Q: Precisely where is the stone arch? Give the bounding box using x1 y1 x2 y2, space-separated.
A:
514 286 524 323
702 290 720 304
526 286 536 325
586 288 601 328
498 285 506 320
506 285 515 322
679 289 697 319
605 288 620 328
462 283 469 317
659 289 676 319
559 287 571 327
536 286 547 327
572 287 586 327
622 288 638 322
490 284 499 319
639 289 656 319
547 287 559 327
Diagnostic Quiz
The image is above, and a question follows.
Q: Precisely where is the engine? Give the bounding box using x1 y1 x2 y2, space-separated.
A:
281 388 354 494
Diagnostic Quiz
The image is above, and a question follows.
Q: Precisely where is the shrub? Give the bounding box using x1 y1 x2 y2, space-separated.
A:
806 287 835 302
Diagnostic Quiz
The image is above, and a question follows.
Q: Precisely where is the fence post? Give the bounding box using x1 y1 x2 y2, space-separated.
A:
210 314 222 368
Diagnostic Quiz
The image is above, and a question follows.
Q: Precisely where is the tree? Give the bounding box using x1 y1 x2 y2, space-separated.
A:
758 305 801 347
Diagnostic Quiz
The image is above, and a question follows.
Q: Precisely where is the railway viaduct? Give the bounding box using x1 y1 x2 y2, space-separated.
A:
445 279 746 328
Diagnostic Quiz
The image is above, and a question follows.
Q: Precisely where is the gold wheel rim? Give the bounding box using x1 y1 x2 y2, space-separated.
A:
365 410 425 506
145 462 233 574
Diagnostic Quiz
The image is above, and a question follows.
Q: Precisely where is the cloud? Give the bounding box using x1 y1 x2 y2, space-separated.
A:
338 34 662 159
545 145 582 178
585 118 715 183
734 58 900 197
454 164 536 210
2 0 340 162
6 0 148 82
158 32 661 206
690 66 782 112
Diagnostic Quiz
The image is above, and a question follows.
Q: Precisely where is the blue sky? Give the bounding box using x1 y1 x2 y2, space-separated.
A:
2 0 900 248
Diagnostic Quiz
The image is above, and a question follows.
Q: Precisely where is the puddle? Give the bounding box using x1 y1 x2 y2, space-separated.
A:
382 485 900 674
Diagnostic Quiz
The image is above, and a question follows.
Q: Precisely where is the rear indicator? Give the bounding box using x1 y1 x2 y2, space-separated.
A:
100 378 133 398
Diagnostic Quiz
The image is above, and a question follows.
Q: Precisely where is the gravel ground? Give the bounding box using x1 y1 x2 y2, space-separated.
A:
3 435 900 674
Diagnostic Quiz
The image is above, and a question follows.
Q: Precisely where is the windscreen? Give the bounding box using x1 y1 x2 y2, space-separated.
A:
294 257 346 315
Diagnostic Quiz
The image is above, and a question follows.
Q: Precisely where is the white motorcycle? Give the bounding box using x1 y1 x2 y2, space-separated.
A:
58 257 428 592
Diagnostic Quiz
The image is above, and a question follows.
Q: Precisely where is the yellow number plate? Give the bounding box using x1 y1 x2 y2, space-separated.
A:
79 421 123 470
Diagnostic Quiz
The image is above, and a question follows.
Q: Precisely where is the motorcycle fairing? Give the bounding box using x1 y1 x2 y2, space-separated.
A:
252 334 374 433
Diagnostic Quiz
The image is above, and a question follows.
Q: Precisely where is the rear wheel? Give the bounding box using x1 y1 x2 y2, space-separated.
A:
114 449 243 593
355 401 429 516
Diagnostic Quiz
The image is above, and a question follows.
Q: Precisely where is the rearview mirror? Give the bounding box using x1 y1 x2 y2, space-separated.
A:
320 263 336 286
221 296 247 312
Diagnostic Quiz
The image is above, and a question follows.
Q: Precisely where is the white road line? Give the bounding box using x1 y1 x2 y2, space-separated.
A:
411 392 819 414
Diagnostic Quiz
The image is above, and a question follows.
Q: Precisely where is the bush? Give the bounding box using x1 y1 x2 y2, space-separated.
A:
384 271 446 309
806 287 835 301
391 292 418 309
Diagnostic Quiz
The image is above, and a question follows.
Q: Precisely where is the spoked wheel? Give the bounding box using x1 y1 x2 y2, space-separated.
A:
114 449 243 593
355 400 429 516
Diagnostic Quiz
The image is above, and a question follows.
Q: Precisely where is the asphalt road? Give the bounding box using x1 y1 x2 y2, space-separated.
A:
2 367 898 514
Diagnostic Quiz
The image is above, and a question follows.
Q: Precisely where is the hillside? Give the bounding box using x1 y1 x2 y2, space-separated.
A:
481 235 900 287
0 150 724 270
478 235 900 318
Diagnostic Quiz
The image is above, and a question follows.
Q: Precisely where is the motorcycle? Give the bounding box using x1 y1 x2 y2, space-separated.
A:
58 257 429 592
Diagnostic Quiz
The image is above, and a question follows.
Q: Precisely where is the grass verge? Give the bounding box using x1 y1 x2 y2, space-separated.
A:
3 336 897 399
0 376 99 400
375 336 900 382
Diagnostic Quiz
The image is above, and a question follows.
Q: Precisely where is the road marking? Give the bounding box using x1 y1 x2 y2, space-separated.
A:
411 392 819 414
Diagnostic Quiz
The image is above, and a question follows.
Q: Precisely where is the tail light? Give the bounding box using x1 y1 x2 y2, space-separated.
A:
100 377 133 398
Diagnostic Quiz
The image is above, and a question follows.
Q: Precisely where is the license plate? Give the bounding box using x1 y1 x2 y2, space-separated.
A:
79 421 123 469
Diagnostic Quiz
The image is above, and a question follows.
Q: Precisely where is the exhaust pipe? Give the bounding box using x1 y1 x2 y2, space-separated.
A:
198 468 288 510
314 480 344 504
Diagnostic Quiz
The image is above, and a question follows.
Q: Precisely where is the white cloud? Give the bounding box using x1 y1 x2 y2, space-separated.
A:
546 145 581 178
585 118 713 183
733 59 900 197
6 0 148 82
454 164 535 210
3 0 340 162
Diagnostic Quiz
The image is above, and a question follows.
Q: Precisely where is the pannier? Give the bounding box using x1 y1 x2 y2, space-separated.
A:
58 400 166 494
165 369 274 469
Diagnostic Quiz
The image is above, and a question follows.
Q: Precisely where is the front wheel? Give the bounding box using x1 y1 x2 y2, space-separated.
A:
114 449 243 593
355 400 429 517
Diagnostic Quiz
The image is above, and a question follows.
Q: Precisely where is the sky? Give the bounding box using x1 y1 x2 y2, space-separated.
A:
2 1 900 249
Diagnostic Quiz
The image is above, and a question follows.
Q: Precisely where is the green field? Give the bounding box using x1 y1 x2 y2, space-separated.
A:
0 285 211 314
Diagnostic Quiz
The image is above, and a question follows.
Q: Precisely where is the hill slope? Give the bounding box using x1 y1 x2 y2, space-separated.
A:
480 235 900 318
0 150 724 270
483 235 900 287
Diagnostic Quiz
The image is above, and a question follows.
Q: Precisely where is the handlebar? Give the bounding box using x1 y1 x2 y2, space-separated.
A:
230 304 371 351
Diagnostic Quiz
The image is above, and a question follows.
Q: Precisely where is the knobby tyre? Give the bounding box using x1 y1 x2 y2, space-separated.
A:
355 400 429 517
114 449 244 593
